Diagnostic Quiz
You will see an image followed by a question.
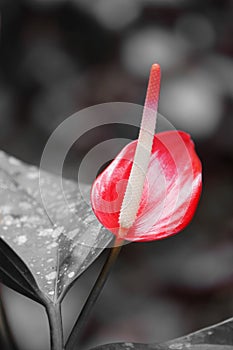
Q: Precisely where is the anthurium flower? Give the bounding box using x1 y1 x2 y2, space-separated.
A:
91 64 202 242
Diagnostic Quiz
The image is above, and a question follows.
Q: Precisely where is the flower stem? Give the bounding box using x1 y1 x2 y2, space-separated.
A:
65 237 123 350
46 302 64 350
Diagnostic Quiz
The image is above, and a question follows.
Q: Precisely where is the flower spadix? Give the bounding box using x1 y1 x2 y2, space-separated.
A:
91 64 202 242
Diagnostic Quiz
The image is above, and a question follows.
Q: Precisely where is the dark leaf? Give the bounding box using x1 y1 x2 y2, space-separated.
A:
0 238 44 304
0 151 112 303
164 317 233 348
89 317 233 350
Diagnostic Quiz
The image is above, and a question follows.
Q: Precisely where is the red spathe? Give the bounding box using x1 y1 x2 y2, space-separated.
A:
91 130 202 242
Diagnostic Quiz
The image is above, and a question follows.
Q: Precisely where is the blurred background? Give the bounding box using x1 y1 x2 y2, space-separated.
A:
0 0 233 349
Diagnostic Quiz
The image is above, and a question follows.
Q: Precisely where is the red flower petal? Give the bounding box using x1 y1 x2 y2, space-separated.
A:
91 130 202 242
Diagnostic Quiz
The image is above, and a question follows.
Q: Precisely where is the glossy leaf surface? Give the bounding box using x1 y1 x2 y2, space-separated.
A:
90 317 233 350
0 151 112 303
91 131 202 241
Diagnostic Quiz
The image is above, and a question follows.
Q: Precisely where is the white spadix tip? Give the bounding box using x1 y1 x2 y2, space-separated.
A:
118 64 161 232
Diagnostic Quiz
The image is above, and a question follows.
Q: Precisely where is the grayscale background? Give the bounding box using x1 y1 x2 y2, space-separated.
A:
0 0 233 349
